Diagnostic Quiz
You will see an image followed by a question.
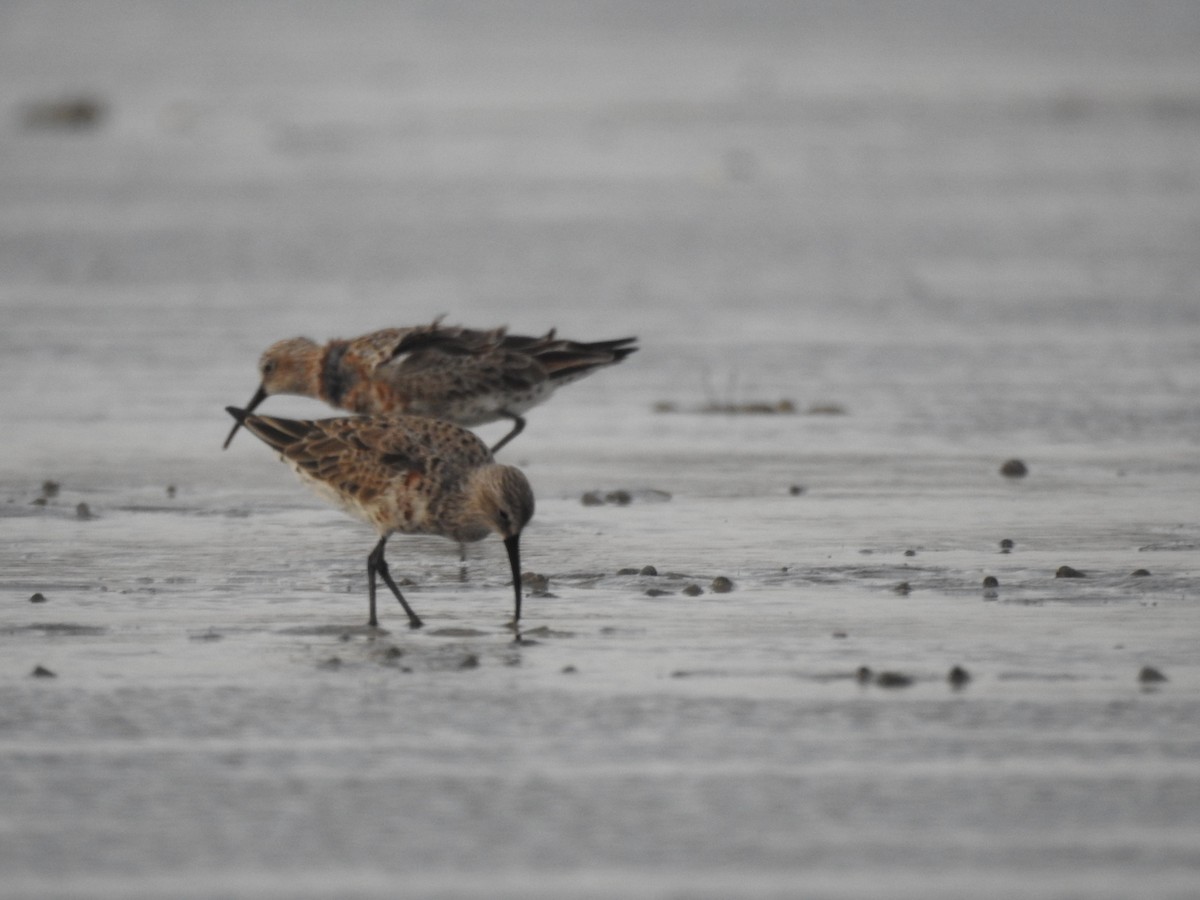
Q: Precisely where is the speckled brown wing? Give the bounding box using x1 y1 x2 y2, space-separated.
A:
238 413 489 499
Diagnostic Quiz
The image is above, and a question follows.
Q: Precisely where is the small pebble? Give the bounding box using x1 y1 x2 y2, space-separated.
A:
832 630 848 639
893 581 911 595
982 575 999 600
1000 538 1015 553
75 502 94 520
605 490 632 506
644 588 673 597
1055 565 1086 578
1138 666 1168 684
789 484 805 496
31 665 56 678
807 403 845 415
616 567 639 576
903 549 916 557
855 666 873 685
682 584 704 597
1000 459 1028 478
166 484 177 498
581 491 604 506
42 480 60 498
384 646 404 659
639 565 658 577
457 654 480 670
982 575 999 588
874 671 913 688
1130 569 1151 577
521 572 550 594
948 665 972 688
29 592 47 604
317 656 342 670
561 665 578 674
23 96 106 129
710 576 734 593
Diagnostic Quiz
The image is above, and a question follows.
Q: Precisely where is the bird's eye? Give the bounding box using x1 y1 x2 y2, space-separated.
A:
261 360 276 376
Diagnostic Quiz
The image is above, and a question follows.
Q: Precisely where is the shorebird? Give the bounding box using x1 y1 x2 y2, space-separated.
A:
225 407 535 629
222 321 637 453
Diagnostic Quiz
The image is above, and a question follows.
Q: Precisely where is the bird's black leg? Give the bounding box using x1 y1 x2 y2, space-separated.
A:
367 536 424 629
489 411 526 454
366 546 380 628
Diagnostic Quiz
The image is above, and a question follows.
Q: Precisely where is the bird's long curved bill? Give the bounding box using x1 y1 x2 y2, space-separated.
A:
222 385 268 449
504 534 523 625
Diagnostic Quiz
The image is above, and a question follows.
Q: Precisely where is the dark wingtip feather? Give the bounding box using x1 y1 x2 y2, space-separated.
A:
226 409 311 454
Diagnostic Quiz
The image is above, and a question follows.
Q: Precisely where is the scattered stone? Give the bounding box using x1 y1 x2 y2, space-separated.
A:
1000 539 1015 553
644 588 673 597
789 484 805 496
832 630 848 639
639 565 658 577
948 665 972 688
31 497 47 507
521 572 550 594
701 399 796 415
710 576 734 593
23 96 106 129
682 584 704 597
1000 459 1028 478
317 656 342 670
41 480 60 498
31 665 56 678
75 502 94 520
616 567 639 576
457 654 480 670
807 403 846 415
874 671 914 688
903 549 916 557
982 575 999 600
1130 569 1151 577
29 592 47 604
1055 565 1086 578
652 400 678 413
982 576 999 588
166 484 177 499
1138 666 1168 684
561 665 578 674
892 581 911 595
855 666 873 684
584 489 668 506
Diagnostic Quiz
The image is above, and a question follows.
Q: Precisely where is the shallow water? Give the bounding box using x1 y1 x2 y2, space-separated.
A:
2 2 1200 898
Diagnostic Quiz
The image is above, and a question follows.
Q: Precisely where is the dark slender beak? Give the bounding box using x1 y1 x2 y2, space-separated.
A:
504 533 523 626
222 385 268 449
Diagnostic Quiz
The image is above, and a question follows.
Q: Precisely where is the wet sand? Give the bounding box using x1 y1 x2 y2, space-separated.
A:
2 2 1199 897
